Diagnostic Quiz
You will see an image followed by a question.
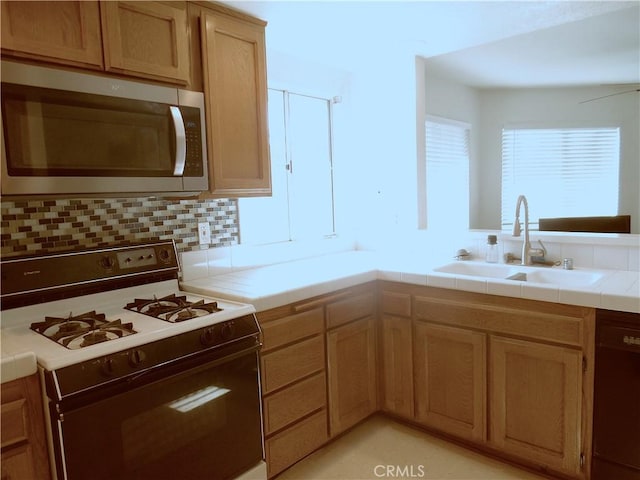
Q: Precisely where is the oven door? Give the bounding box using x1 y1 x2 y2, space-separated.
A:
50 348 263 480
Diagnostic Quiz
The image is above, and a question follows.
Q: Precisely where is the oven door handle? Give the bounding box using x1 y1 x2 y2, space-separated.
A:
170 106 187 176
126 342 260 387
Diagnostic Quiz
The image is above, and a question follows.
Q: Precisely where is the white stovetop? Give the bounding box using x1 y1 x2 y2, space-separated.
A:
1 280 255 380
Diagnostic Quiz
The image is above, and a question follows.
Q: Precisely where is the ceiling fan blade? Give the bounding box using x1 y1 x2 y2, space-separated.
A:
580 89 640 104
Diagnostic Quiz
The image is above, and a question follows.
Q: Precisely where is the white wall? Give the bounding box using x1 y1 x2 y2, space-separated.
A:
476 86 640 232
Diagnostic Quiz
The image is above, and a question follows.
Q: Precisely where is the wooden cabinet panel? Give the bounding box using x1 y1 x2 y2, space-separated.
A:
260 335 324 394
414 322 486 443
1 375 50 480
1 1 103 68
326 291 375 329
327 316 377 436
263 373 326 436
260 307 323 352
101 1 190 84
265 409 328 478
489 336 583 476
381 290 411 317
380 315 413 418
200 11 270 196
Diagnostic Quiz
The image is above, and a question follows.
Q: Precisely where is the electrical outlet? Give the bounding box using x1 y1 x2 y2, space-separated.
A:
198 222 211 245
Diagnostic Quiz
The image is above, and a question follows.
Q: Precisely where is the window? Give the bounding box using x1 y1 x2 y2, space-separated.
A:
501 127 620 229
425 116 470 231
239 90 336 244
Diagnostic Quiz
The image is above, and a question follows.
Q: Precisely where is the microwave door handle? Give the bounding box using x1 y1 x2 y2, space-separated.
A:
170 106 186 176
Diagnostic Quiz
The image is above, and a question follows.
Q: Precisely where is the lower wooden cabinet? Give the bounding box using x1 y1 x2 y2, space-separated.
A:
1 374 51 480
327 315 378 436
489 335 583 476
380 315 414 418
414 322 486 443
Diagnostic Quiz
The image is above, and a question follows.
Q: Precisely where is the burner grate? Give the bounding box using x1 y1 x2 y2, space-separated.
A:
30 312 136 350
125 294 222 323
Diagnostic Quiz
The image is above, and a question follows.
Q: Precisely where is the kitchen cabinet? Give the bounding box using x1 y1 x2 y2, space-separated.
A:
1 1 191 85
198 5 271 197
379 290 413 418
489 335 583 476
326 291 378 436
414 322 486 443
100 1 190 84
383 281 594 480
1 374 51 480
1 1 103 69
258 306 328 478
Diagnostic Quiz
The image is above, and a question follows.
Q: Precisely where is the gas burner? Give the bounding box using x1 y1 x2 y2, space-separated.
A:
125 294 222 323
30 312 136 350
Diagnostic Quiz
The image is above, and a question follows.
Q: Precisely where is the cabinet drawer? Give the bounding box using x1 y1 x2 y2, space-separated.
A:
261 335 325 394
265 409 328 477
260 307 323 352
381 291 411 317
326 292 375 329
1 398 28 449
263 373 326 436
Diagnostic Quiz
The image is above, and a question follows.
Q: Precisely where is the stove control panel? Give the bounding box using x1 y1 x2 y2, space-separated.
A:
116 248 157 269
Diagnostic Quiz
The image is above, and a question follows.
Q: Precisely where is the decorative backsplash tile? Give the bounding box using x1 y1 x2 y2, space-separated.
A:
1 197 239 257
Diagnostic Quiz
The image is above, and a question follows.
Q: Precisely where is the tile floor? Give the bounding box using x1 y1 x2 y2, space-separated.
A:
277 415 548 480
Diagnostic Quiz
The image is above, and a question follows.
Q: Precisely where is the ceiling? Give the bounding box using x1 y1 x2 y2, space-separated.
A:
220 0 640 88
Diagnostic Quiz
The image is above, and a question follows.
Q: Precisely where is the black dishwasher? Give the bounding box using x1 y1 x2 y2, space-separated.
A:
592 309 640 480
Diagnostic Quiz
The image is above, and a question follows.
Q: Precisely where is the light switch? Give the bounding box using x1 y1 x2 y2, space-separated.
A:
198 222 211 245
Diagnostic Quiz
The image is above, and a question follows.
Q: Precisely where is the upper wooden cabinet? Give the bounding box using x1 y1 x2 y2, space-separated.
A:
199 8 271 197
1 1 191 85
101 1 190 84
1 1 103 68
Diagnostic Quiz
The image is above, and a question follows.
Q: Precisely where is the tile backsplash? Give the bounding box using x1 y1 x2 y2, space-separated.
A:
1 197 239 257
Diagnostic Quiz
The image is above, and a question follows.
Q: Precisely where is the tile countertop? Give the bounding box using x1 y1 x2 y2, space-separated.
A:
180 251 640 314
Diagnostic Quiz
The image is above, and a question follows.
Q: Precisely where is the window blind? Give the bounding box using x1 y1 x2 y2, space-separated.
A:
501 127 620 229
425 117 470 230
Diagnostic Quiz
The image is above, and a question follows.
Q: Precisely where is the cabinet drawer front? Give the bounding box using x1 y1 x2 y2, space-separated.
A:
263 373 326 436
260 307 324 352
1 398 28 448
415 296 584 346
381 291 411 317
326 292 375 329
265 409 328 477
261 335 325 394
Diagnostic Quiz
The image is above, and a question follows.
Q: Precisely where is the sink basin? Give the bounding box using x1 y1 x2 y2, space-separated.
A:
433 262 605 287
434 262 517 279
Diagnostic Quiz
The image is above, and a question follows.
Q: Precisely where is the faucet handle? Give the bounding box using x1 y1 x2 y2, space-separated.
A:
537 239 547 256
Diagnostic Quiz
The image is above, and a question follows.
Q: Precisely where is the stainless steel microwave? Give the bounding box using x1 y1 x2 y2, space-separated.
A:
1 61 208 197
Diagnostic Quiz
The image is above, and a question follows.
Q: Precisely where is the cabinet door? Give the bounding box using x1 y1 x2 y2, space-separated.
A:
381 315 413 418
200 11 271 197
489 336 583 476
327 316 377 435
1 1 103 68
414 322 486 443
101 1 190 84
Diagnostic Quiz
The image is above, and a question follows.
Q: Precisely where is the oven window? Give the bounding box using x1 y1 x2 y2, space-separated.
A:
55 351 262 480
2 83 175 177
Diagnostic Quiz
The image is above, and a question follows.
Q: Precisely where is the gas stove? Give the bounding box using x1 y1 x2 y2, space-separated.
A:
0 240 257 373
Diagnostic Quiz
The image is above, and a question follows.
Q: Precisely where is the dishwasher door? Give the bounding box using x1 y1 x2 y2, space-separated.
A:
592 309 640 480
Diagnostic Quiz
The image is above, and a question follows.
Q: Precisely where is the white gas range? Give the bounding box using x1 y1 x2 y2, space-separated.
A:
1 241 266 480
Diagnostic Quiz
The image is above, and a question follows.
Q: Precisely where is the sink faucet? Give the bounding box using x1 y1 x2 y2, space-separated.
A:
512 195 545 266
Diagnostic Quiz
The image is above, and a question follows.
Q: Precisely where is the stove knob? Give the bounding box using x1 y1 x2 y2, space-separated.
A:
220 322 235 341
100 256 115 270
102 358 116 376
158 248 171 263
129 349 146 367
200 326 217 346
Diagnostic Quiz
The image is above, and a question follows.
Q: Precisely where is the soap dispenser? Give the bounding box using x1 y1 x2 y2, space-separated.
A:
486 235 498 263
